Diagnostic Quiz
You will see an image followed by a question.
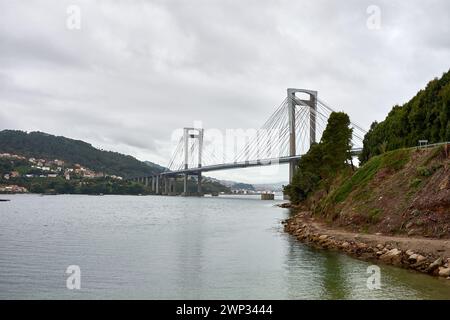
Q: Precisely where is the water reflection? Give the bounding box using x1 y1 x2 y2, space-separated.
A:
320 253 351 299
175 204 205 298
284 235 351 299
283 230 450 300
0 194 449 299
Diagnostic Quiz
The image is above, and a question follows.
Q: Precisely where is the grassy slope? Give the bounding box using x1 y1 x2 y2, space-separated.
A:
311 146 450 238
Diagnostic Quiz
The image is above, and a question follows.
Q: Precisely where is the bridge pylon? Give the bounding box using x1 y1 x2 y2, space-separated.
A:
287 88 317 184
182 127 204 196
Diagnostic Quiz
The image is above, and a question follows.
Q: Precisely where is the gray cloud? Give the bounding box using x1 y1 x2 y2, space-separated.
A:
1 0 449 183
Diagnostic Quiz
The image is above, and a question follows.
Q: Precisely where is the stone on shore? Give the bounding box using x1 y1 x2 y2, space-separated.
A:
379 248 402 265
417 255 426 263
283 214 449 280
427 257 443 273
356 242 368 249
438 267 450 277
408 253 425 263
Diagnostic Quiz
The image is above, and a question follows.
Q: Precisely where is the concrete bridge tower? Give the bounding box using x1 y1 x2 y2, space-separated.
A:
287 89 317 184
183 127 204 196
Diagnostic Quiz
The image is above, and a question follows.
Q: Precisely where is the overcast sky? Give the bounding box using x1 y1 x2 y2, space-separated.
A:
1 0 449 183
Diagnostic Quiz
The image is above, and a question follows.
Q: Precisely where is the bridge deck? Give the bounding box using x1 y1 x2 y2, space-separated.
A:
161 155 302 176
159 148 362 176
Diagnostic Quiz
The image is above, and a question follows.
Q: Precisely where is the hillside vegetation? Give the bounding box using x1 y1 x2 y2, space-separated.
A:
360 69 450 163
311 146 450 238
0 130 164 178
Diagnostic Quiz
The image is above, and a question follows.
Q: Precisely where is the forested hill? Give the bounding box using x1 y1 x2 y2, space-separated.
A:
360 69 450 163
0 130 164 178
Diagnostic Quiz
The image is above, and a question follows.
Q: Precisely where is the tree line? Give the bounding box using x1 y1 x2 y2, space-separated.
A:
359 69 450 163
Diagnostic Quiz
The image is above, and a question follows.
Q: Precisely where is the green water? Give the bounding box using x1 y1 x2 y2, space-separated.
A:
0 194 449 299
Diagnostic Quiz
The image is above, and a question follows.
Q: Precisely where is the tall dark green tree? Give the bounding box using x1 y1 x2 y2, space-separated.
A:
283 112 353 203
320 112 353 179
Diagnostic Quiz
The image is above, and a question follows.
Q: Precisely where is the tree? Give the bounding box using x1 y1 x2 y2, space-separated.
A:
283 112 353 203
320 112 353 180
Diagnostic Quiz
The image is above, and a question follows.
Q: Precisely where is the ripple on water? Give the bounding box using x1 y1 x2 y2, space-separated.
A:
0 194 449 299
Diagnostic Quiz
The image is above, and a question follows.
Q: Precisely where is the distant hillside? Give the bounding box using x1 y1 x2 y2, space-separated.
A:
0 130 163 178
214 179 255 191
360 69 450 163
144 160 166 173
253 182 287 192
229 182 255 191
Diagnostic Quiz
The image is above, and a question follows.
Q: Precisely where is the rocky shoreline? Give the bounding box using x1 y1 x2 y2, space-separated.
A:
283 210 450 280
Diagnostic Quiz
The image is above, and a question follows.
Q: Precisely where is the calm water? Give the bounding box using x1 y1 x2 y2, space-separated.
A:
0 194 449 300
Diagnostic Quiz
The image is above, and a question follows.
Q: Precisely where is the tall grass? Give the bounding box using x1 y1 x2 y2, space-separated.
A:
332 149 410 203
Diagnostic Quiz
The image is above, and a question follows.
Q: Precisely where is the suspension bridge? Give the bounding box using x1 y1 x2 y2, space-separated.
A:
130 88 367 196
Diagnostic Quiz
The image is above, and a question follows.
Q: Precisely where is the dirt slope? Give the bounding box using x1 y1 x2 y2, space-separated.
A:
311 145 450 238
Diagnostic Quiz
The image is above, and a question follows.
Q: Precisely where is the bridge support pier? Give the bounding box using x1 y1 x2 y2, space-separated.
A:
197 173 202 196
168 177 177 196
163 176 168 195
155 175 160 194
183 174 188 196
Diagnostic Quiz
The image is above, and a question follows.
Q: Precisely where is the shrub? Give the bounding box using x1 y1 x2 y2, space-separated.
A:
410 178 422 188
416 166 432 177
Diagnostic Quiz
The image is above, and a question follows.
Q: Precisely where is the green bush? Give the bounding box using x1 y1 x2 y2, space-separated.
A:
410 178 422 188
368 208 382 223
416 166 432 177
